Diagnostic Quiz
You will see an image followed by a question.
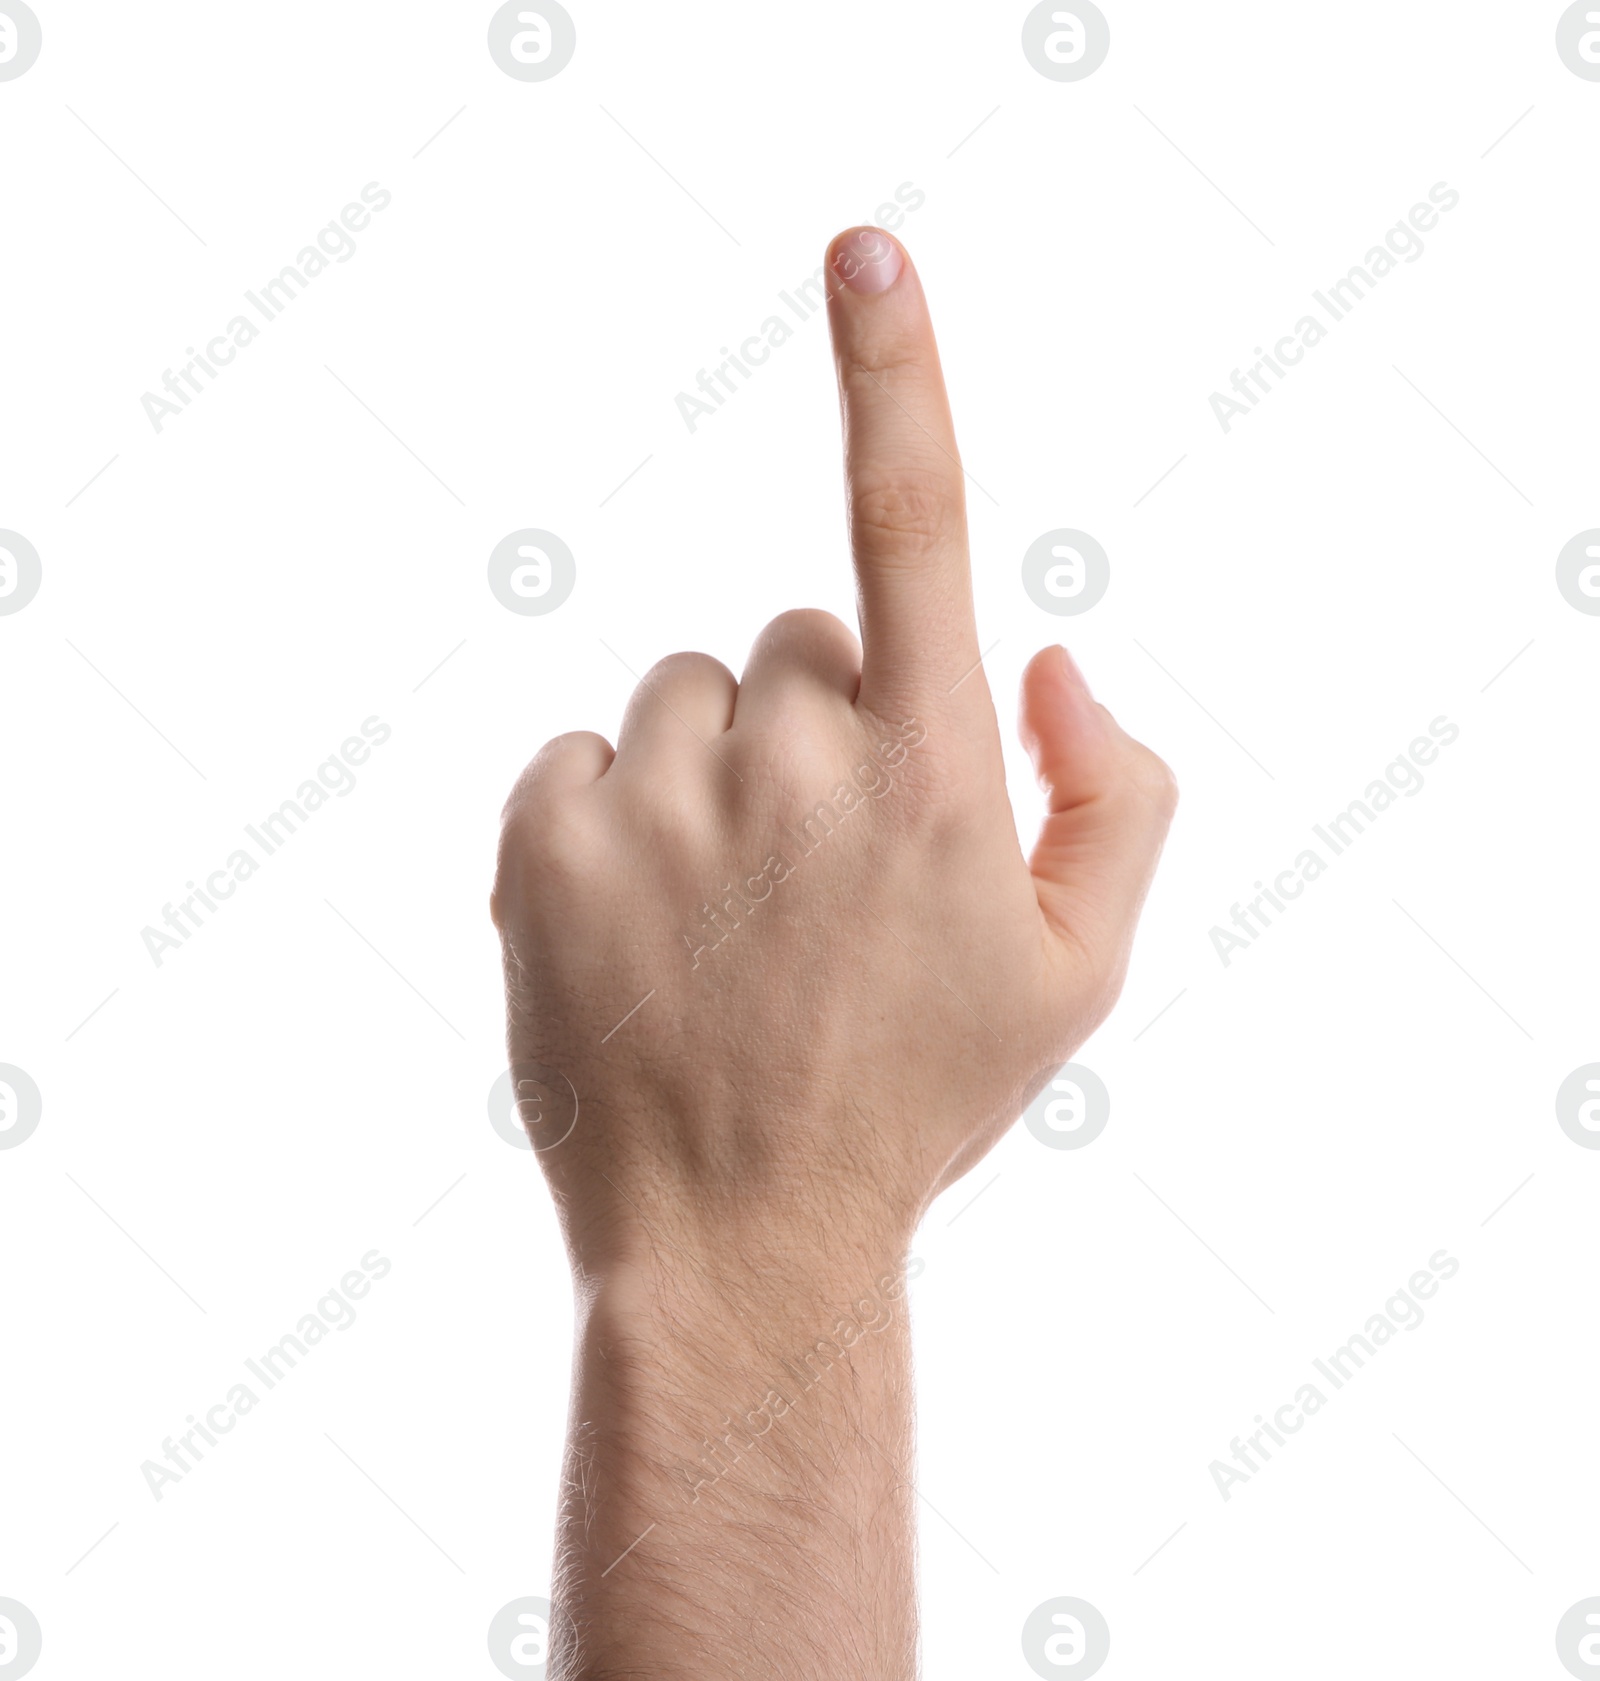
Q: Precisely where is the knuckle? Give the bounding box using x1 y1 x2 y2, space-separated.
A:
761 607 852 647
544 727 606 765
493 801 598 924
643 649 729 690
840 340 923 387
499 731 598 820
749 608 860 670
850 468 958 563
1129 745 1180 816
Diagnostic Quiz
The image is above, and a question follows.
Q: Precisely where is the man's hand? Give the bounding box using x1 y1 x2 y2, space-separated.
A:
492 227 1175 1678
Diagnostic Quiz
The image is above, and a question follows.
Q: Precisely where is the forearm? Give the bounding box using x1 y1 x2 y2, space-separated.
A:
548 1251 920 1680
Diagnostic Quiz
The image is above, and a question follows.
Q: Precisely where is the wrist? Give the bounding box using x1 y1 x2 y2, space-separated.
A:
573 1244 919 1484
577 1238 922 1375
559 1158 922 1298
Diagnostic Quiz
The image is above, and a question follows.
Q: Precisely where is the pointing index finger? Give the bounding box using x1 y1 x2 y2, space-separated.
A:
825 227 980 712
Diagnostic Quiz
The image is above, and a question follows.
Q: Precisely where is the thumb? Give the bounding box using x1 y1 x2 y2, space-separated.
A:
1019 646 1177 975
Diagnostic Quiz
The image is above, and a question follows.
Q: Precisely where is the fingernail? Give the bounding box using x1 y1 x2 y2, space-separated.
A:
1058 645 1092 696
830 228 904 295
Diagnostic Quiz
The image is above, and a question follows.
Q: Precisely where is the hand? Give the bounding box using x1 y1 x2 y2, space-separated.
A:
490 225 1176 1678
492 225 1176 1281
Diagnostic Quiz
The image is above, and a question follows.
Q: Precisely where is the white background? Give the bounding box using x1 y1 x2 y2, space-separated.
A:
2 2 1598 1676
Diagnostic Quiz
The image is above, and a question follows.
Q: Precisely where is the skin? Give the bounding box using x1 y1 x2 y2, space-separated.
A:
492 225 1177 1679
